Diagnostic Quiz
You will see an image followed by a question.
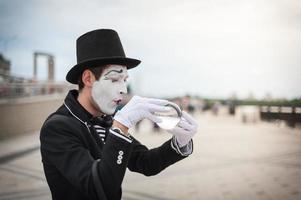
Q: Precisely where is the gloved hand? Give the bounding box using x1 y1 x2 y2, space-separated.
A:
114 95 169 128
168 111 198 147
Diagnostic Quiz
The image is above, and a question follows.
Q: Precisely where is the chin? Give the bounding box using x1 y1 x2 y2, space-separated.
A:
104 110 115 115
102 106 117 115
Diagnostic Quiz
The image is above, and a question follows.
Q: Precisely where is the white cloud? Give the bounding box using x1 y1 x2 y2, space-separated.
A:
0 0 300 99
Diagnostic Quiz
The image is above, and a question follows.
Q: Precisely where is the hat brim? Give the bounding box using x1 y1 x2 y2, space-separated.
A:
66 57 141 84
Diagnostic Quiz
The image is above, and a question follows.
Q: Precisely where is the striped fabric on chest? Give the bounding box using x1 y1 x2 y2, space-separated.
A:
93 125 107 143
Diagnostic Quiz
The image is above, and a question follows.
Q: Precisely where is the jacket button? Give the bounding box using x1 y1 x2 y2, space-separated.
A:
117 150 124 164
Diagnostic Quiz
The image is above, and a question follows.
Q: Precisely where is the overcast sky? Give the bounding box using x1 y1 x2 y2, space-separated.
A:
0 0 300 99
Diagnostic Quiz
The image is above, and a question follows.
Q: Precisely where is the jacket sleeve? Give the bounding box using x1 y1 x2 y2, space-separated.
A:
127 136 188 176
40 115 133 200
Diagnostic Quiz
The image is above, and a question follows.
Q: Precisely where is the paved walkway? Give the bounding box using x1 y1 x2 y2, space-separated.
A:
0 112 300 200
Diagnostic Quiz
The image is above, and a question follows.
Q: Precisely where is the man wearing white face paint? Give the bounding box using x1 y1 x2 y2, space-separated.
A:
40 29 198 200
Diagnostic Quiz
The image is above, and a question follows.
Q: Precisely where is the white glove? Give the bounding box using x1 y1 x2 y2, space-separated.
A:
168 111 198 147
114 95 169 128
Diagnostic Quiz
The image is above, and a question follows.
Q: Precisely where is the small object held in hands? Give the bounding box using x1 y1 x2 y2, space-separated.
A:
155 102 182 130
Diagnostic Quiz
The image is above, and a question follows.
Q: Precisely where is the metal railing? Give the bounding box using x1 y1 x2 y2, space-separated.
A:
260 106 301 128
0 82 74 99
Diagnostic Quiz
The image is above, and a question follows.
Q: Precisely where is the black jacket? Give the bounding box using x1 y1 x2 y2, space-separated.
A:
40 90 190 200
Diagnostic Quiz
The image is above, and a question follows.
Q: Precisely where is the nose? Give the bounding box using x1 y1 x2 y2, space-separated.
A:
119 83 128 95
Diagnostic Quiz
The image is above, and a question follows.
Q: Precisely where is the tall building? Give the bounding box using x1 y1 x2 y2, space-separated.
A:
0 54 11 84
0 54 10 76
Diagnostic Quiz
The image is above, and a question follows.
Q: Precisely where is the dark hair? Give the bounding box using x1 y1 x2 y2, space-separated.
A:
77 66 106 91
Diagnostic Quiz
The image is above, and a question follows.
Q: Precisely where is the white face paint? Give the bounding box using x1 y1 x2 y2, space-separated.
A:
91 65 128 115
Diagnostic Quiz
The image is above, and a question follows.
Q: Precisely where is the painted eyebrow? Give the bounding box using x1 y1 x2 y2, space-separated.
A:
104 74 129 80
103 69 123 76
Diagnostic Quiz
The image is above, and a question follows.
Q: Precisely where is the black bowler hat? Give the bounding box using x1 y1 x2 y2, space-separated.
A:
66 29 141 84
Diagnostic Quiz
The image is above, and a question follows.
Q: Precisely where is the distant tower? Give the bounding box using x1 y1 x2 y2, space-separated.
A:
33 52 55 81
0 54 10 76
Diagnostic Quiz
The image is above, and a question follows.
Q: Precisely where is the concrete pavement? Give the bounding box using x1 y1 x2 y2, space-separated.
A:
0 112 300 200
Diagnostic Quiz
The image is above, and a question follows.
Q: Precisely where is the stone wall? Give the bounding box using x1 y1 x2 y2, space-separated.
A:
0 95 64 139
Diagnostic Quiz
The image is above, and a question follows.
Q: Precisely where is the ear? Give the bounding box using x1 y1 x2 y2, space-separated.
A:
81 69 95 88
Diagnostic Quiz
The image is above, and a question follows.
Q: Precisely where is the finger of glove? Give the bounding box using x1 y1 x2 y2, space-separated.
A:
182 111 198 126
167 126 190 135
127 95 143 105
130 95 141 101
145 98 169 106
146 104 171 113
178 119 196 132
145 112 162 123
